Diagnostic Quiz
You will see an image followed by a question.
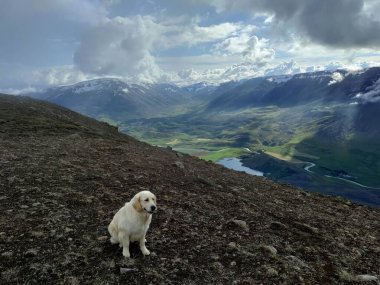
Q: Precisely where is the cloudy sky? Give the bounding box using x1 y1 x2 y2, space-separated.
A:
1 0 380 92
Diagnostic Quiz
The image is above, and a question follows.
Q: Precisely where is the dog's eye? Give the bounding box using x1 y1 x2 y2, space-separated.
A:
145 198 149 202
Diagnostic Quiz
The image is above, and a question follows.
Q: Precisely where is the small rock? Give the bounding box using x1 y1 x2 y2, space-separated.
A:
339 270 356 282
228 242 238 249
230 219 249 231
230 261 237 266
32 202 41 207
293 222 318 234
240 250 255 257
20 205 29 209
196 176 216 187
265 267 278 277
259 245 277 255
286 255 309 269
97 236 108 242
122 258 136 266
173 161 185 169
120 267 138 274
270 221 288 230
108 260 115 268
30 231 44 238
356 275 378 282
92 247 102 253
1 251 13 258
65 277 79 285
210 254 219 261
25 249 38 257
212 262 224 272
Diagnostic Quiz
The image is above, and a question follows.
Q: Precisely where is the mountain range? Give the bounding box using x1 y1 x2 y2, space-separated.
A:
27 67 380 205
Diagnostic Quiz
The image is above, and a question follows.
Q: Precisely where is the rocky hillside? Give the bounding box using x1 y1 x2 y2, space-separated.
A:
0 94 379 284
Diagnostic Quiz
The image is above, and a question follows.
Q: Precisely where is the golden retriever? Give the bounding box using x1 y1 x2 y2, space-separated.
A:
108 190 157 258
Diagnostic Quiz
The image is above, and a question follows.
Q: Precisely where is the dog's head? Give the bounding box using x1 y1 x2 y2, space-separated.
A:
132 190 157 214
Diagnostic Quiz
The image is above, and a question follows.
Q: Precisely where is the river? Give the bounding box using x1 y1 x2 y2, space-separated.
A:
304 162 380 190
217 157 264 176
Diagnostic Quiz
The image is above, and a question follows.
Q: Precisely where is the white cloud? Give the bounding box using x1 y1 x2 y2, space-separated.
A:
74 16 162 82
0 64 89 93
33 66 90 86
242 37 275 65
0 87 39 95
213 34 275 68
211 0 380 48
212 27 256 54
1 0 380 90
73 15 263 82
355 78 380 103
162 22 251 48
328 72 345 85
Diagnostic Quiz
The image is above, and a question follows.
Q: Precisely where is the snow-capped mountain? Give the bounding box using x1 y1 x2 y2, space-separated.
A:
206 67 380 110
29 78 197 121
264 60 303 76
170 60 378 86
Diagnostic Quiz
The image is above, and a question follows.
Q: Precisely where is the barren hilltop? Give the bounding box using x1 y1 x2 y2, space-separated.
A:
0 94 379 284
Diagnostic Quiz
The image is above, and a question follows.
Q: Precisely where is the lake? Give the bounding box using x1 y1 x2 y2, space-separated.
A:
217 157 264 176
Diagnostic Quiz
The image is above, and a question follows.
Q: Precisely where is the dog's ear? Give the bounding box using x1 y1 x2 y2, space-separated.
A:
133 195 143 212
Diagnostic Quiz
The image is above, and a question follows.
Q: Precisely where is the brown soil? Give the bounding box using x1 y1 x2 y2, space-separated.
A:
0 94 379 284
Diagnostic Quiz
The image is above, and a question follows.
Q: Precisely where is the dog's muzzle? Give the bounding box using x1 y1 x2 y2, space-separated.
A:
145 205 157 214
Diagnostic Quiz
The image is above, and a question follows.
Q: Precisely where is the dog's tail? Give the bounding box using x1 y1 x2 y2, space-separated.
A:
108 221 119 244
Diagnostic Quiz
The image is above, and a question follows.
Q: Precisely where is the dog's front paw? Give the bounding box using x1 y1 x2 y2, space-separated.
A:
141 248 150 256
122 248 131 258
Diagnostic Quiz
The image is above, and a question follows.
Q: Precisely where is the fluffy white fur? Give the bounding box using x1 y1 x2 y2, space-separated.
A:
108 190 157 258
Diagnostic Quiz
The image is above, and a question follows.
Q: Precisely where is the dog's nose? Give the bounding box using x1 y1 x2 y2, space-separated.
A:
151 205 156 211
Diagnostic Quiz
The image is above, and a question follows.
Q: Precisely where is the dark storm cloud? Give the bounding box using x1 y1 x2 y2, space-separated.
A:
299 0 380 47
213 0 380 48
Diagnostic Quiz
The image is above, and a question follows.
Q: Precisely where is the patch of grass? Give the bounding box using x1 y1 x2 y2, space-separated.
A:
200 148 248 162
296 139 380 187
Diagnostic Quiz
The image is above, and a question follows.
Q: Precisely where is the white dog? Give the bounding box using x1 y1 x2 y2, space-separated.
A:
108 190 157 258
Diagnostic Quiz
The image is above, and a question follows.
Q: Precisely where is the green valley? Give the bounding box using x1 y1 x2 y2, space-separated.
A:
27 67 380 206
121 100 380 206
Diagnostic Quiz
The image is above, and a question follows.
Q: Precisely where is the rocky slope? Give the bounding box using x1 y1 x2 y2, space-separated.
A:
0 94 379 284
